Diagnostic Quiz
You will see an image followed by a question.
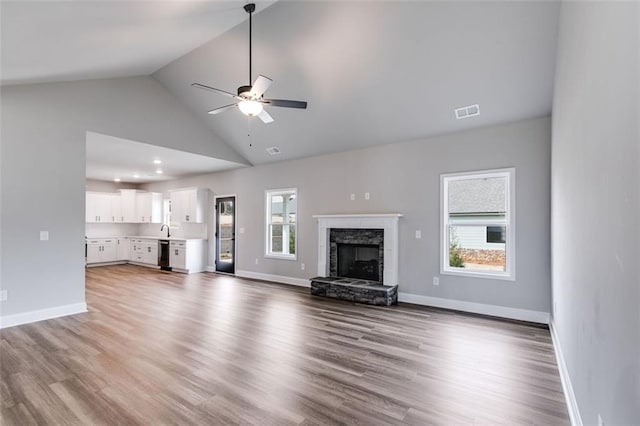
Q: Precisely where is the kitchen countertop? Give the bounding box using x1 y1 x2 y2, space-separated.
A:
86 236 207 241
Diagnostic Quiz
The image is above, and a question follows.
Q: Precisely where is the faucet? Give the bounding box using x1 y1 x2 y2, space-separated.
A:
160 224 171 238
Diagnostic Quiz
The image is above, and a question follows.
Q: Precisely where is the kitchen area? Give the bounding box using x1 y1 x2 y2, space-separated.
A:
85 187 210 274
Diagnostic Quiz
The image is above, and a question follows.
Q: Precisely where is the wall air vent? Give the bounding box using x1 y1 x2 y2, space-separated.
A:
266 146 281 155
455 104 480 120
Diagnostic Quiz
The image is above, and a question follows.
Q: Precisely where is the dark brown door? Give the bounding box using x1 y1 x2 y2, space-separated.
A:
215 197 235 274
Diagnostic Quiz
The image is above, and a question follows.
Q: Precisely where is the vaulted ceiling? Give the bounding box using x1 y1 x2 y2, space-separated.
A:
1 1 560 168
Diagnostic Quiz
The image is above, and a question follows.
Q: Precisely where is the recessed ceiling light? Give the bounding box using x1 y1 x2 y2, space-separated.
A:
153 159 162 165
455 104 480 120
133 173 140 178
155 169 163 174
114 178 121 182
266 146 281 155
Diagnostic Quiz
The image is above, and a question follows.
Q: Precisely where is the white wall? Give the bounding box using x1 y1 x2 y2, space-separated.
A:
142 116 552 318
0 76 246 321
551 1 639 424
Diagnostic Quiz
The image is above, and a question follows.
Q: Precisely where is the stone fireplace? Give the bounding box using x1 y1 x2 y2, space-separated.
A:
313 214 402 286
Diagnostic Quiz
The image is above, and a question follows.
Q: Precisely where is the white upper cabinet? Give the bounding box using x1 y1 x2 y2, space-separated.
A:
111 194 123 223
170 188 209 224
136 192 163 223
86 190 162 223
86 192 115 223
119 189 137 223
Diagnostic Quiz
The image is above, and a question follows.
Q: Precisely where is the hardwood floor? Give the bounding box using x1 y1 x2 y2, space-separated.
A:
1 265 569 425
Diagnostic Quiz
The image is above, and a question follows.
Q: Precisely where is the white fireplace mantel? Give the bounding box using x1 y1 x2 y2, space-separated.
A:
313 213 403 286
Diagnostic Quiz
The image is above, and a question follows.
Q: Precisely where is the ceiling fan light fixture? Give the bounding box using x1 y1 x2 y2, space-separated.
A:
238 99 263 116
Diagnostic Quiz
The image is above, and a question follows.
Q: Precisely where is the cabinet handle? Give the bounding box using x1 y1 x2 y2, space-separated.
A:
122 216 124 222
175 249 178 255
142 216 144 222
98 216 100 222
95 216 98 221
186 215 189 221
112 216 114 222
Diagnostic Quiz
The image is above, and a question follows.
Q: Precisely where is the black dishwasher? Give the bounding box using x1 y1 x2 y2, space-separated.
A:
159 240 172 271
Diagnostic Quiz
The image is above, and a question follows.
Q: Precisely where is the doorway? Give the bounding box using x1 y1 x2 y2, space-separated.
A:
215 196 236 274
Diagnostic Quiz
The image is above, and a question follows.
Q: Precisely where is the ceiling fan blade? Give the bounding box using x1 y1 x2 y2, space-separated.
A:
258 109 274 124
207 104 237 115
192 83 241 100
249 75 273 98
262 99 307 109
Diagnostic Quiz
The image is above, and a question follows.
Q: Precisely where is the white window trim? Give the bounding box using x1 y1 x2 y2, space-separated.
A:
440 168 516 281
265 188 298 261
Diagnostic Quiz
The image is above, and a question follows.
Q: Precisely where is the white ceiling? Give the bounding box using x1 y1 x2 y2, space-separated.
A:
86 132 243 183
155 1 560 165
2 1 560 169
0 0 275 85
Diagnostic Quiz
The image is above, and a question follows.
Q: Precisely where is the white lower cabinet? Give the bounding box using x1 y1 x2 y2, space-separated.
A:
86 239 117 264
170 241 186 270
116 237 130 261
130 239 158 266
169 240 206 274
88 237 205 272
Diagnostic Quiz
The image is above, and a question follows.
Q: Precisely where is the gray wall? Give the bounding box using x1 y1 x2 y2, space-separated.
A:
0 76 246 318
551 2 639 425
142 116 552 314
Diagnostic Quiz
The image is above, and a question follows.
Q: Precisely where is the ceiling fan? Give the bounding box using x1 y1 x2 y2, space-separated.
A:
192 3 307 124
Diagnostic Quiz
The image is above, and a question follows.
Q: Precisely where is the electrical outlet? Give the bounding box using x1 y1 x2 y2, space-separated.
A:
301 263 305 270
255 258 259 265
598 414 604 426
350 193 355 201
433 276 440 286
40 231 49 241
554 301 558 316
364 192 370 200
0 290 7 301
415 230 422 239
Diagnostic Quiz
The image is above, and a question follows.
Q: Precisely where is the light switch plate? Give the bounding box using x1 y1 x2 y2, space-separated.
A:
350 193 355 201
0 290 7 301
433 276 440 286
364 192 370 200
40 231 49 241
239 227 245 234
415 230 422 239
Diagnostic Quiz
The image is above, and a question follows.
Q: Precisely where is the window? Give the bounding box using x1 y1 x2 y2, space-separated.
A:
486 226 506 244
441 168 515 280
265 188 297 259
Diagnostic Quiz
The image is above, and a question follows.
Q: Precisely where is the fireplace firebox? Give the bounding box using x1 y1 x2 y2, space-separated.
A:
337 243 380 281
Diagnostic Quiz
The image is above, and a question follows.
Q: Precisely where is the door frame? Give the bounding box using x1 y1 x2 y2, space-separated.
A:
213 194 237 275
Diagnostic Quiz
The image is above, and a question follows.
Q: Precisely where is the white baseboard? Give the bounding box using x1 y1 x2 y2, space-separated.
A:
549 321 583 426
235 270 310 288
206 266 215 272
398 292 550 324
0 302 87 329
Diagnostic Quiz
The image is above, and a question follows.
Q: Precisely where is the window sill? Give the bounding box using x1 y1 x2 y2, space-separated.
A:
265 254 297 261
440 268 515 281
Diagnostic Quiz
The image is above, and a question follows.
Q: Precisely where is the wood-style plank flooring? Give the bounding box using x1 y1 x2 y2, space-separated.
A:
1 265 569 425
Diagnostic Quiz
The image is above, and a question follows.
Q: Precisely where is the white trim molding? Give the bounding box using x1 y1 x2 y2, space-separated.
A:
0 302 88 329
398 292 549 324
549 321 583 426
313 213 402 286
235 270 310 288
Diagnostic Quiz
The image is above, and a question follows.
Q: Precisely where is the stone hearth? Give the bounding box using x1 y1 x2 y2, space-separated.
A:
310 277 398 306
